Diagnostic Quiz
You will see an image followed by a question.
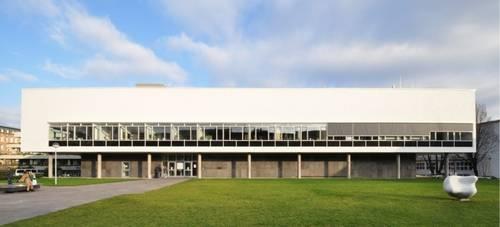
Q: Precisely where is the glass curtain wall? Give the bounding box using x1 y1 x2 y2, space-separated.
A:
48 122 474 148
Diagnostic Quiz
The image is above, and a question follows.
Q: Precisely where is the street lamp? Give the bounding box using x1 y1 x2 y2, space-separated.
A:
52 142 59 185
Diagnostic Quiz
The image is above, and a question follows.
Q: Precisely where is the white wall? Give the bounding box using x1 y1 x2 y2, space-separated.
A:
21 87 476 153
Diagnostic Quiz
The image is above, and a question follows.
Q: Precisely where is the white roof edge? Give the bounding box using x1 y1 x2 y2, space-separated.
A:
22 87 477 92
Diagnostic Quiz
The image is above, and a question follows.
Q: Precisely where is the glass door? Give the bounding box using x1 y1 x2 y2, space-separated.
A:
176 161 184 176
121 161 130 177
184 162 192 177
168 161 176 177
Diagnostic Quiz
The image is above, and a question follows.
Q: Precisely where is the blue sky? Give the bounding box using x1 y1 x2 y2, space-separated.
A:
0 0 498 127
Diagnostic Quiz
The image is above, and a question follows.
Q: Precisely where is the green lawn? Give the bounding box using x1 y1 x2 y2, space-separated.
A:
7 179 500 226
0 177 134 186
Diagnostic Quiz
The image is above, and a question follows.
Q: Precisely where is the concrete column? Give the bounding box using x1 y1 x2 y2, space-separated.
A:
48 154 53 178
397 154 401 179
247 153 252 179
147 153 152 179
445 154 450 176
297 153 302 179
197 153 202 179
97 153 102 179
347 154 351 179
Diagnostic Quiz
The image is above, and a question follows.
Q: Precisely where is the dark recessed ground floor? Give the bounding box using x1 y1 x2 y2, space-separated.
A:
79 153 416 179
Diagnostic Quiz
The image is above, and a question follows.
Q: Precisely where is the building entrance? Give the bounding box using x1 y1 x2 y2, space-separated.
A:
162 153 197 177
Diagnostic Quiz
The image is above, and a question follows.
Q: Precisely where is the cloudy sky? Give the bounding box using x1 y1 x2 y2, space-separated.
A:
0 0 498 127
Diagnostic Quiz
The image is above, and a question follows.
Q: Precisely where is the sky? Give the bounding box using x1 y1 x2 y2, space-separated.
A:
0 0 498 128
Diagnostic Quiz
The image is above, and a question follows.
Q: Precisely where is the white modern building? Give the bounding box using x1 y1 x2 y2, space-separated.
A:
21 87 476 179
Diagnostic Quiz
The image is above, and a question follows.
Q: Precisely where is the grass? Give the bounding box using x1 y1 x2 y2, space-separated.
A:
6 178 500 226
0 177 135 186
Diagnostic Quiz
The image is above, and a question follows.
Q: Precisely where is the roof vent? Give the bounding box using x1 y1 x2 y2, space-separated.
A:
135 83 166 88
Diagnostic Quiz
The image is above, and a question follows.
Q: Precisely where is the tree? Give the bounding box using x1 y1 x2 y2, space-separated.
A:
462 104 495 176
423 153 448 176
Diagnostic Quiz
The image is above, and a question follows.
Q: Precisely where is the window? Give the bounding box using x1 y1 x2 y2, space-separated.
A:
49 125 65 140
205 127 217 140
165 127 171 140
448 132 454 141
268 126 275 140
436 132 447 140
217 127 224 140
230 127 243 140
68 126 74 140
179 127 191 140
307 127 321 140
461 132 472 141
223 127 230 140
281 127 295 140
256 127 268 140
126 126 138 140
243 126 250 140
190 127 197 140
75 126 87 140
152 126 165 140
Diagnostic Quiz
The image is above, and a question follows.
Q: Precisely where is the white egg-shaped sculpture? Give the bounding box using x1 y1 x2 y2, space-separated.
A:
443 175 478 201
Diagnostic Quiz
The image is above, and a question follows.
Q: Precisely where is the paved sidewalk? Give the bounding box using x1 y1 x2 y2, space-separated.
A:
0 178 189 225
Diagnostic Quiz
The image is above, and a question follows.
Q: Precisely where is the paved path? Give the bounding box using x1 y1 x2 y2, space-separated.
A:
0 178 189 225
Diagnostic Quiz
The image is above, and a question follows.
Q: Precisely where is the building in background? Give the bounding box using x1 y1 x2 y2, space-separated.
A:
0 126 21 155
477 120 499 178
416 154 474 176
0 154 81 176
0 125 81 176
21 87 476 179
416 120 499 178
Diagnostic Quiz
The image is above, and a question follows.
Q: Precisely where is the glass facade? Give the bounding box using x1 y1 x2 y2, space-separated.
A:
48 122 474 148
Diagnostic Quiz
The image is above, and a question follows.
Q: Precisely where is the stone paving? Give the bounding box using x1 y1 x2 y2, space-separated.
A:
0 178 189 225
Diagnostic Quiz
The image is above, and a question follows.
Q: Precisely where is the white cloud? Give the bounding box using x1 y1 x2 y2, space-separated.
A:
0 69 38 82
43 60 81 79
160 0 248 40
29 2 187 84
161 1 498 118
2 0 60 18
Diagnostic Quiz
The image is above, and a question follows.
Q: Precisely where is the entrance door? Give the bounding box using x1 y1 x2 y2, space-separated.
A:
121 161 130 178
168 161 176 177
176 161 184 176
184 162 192 177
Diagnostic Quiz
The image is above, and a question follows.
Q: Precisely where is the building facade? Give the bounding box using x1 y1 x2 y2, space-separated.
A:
0 154 81 176
0 126 21 155
416 154 474 176
477 120 499 178
416 120 499 178
21 87 476 179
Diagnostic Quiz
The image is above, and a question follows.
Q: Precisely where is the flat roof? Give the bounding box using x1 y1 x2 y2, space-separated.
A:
22 87 476 92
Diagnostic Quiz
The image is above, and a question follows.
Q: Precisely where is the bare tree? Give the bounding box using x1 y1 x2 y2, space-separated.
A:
461 104 495 176
423 153 448 176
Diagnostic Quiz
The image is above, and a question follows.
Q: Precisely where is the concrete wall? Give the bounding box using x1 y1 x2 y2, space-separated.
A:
351 154 415 178
81 153 415 179
302 154 348 177
202 154 247 178
81 153 157 178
